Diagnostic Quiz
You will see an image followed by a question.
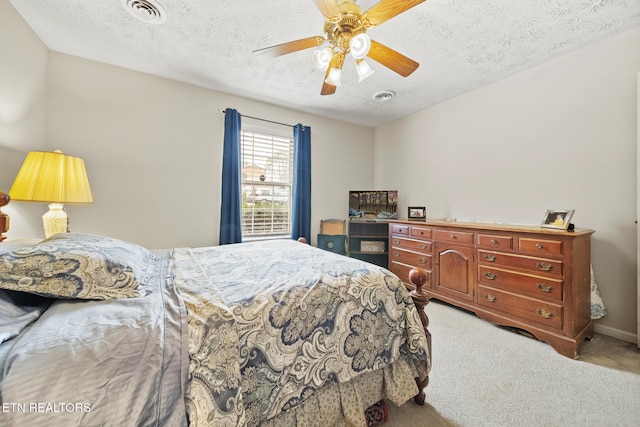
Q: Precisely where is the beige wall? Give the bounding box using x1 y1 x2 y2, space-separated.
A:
44 53 374 249
374 27 640 342
0 0 49 238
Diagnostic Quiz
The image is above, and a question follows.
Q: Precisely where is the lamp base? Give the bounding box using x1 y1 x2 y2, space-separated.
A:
43 203 69 239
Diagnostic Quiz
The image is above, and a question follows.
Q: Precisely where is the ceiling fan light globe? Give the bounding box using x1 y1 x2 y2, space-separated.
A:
349 33 371 59
356 59 375 82
312 47 333 71
325 68 342 87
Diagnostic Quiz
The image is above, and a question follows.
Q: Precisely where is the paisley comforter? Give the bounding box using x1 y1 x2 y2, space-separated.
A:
175 239 430 426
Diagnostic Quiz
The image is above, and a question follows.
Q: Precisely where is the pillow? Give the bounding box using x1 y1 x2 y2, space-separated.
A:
0 233 157 300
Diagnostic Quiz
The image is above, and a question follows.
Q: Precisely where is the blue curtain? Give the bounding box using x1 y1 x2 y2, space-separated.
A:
219 109 242 245
291 124 311 242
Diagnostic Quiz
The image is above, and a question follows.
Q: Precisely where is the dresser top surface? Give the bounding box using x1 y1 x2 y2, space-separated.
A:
389 219 594 237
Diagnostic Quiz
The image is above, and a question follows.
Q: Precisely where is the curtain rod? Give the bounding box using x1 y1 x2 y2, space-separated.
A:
223 108 295 128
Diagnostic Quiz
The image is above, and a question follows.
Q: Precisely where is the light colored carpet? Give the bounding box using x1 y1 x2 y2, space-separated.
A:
385 300 640 427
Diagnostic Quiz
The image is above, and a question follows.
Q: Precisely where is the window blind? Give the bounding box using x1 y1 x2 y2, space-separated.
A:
240 129 294 236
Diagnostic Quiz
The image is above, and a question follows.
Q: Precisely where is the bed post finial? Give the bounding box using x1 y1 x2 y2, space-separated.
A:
408 267 431 405
0 192 9 242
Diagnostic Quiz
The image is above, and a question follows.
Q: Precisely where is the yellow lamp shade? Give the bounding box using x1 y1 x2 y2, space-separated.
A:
9 150 93 204
9 150 93 238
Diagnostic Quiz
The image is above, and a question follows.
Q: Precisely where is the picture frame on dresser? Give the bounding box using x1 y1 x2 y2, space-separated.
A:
408 206 426 220
541 209 574 230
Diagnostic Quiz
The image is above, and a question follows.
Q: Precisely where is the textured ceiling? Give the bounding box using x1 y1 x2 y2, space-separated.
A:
9 0 640 127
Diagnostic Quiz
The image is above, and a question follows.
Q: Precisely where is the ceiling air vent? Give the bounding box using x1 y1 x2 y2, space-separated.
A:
372 91 396 102
121 0 167 25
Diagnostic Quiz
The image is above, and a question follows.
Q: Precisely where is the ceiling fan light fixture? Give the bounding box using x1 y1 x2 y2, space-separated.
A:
349 33 371 59
312 47 333 71
355 59 375 82
325 67 342 87
254 0 424 95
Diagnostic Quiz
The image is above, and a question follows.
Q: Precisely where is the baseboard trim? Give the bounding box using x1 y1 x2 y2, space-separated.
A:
594 323 637 344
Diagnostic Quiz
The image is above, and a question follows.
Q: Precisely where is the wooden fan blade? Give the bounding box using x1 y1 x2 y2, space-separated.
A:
364 0 426 27
253 36 325 57
313 0 342 18
321 82 338 95
320 52 344 96
367 39 419 77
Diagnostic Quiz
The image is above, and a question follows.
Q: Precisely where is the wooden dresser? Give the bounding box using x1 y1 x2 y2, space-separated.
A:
388 219 594 358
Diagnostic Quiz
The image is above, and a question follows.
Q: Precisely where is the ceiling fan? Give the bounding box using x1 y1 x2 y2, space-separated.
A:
254 0 426 96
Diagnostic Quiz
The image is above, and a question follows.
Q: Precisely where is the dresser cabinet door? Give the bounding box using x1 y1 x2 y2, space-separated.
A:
435 244 475 302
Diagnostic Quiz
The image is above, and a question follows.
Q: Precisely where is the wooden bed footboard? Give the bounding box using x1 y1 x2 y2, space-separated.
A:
408 267 431 405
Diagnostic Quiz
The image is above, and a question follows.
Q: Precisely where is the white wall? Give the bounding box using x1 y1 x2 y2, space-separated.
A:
375 27 640 342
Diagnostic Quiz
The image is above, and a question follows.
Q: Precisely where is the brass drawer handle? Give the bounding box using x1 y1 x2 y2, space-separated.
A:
491 239 498 244
536 262 553 271
536 309 553 319
485 294 496 302
484 272 496 280
393 239 400 244
418 256 427 264
393 252 400 257
419 243 428 250
484 254 496 262
450 234 457 239
536 283 554 293
535 243 543 249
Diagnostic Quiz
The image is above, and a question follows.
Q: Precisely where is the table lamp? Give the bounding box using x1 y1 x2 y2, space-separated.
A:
9 150 93 238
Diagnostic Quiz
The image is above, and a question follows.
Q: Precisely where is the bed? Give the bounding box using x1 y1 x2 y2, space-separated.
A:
0 226 431 426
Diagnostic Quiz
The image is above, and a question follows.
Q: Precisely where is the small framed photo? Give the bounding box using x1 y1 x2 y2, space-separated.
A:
408 206 426 220
541 209 574 230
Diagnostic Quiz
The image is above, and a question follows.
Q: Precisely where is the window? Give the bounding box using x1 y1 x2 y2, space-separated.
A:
241 127 294 238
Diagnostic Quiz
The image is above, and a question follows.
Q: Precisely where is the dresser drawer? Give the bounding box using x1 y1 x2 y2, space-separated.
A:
390 247 432 270
390 261 432 289
519 237 563 257
410 226 432 239
477 233 513 250
390 224 410 235
390 236 432 253
478 285 563 330
478 266 563 302
434 229 474 244
478 250 563 277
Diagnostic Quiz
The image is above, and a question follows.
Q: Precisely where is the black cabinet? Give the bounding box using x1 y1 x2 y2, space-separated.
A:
347 190 398 269
348 220 389 268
